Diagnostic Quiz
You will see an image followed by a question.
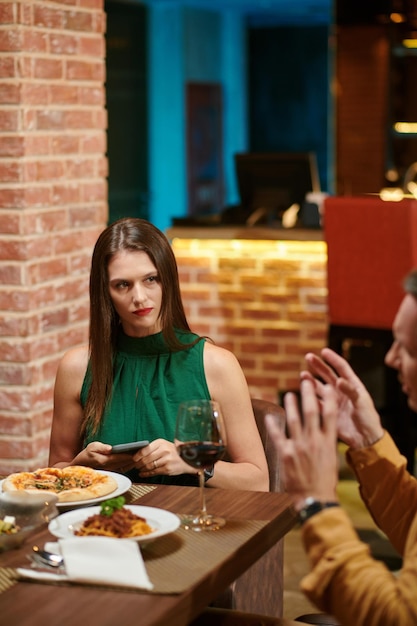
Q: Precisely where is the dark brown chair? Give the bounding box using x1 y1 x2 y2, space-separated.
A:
212 398 287 617
190 607 303 625
294 615 341 625
191 607 341 625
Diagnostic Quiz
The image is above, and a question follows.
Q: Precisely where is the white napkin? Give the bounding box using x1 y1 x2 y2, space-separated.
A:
17 537 153 590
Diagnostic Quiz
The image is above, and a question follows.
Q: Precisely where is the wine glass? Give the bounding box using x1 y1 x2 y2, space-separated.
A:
175 399 227 531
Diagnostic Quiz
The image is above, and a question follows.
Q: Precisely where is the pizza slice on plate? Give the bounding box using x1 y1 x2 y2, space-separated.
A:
2 466 118 502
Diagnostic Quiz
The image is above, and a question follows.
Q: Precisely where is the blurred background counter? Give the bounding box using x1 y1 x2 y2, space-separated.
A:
166 225 327 405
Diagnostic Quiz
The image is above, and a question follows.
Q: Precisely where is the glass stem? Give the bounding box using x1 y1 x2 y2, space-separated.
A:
198 470 207 518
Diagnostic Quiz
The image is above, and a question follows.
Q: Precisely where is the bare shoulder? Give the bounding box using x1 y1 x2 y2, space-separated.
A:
56 345 89 384
203 341 242 374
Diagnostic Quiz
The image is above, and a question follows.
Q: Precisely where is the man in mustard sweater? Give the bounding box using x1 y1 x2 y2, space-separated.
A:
267 269 417 625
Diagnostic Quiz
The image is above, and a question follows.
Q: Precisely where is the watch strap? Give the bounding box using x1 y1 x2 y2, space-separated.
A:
297 497 340 524
203 465 214 482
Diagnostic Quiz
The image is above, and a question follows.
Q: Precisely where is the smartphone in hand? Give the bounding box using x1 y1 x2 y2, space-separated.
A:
111 440 149 454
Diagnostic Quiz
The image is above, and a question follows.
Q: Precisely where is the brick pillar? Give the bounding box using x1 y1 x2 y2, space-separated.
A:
0 1 108 474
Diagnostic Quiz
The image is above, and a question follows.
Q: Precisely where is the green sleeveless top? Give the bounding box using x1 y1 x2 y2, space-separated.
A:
81 329 210 485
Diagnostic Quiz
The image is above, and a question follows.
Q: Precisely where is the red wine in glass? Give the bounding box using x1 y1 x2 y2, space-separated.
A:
178 441 226 469
175 399 227 531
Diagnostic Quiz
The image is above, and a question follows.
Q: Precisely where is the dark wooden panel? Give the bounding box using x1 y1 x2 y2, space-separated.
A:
186 82 224 216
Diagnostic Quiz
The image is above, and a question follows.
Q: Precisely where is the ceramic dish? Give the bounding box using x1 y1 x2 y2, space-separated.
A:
48 505 181 544
0 471 132 512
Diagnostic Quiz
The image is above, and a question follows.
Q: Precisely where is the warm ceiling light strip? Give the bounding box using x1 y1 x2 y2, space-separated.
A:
394 122 417 133
402 39 417 48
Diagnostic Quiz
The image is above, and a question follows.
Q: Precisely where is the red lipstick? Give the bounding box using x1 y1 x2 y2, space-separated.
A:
133 308 153 317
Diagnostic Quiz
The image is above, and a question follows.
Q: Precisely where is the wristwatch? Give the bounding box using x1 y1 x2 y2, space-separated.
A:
203 465 214 482
297 497 340 525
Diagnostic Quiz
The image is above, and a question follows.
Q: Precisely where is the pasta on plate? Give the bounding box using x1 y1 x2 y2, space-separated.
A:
75 503 154 538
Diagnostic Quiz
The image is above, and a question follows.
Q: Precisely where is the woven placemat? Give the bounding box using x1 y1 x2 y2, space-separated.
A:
125 484 157 502
143 518 267 594
0 567 16 594
0 519 267 596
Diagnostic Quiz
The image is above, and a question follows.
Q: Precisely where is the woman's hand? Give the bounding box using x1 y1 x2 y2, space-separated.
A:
266 379 339 509
132 439 197 478
68 438 199 477
302 348 384 450
69 442 135 473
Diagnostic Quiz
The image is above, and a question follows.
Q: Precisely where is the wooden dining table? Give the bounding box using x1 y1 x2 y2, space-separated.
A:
0 483 298 626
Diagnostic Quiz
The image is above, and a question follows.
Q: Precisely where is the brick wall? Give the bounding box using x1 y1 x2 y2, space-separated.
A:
0 1 107 474
172 237 328 404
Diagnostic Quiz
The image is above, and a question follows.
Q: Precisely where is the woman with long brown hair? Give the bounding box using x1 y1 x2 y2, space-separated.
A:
49 218 268 490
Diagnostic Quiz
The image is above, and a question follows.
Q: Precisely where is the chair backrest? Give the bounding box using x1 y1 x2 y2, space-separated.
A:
251 397 285 493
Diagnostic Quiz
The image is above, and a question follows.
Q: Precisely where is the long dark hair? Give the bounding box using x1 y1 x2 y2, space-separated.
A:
84 217 196 434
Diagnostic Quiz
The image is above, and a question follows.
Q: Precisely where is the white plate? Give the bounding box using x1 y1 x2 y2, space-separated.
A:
0 471 132 512
48 505 180 544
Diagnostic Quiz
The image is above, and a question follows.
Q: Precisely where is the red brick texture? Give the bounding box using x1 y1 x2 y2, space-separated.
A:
172 237 328 405
0 1 107 474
